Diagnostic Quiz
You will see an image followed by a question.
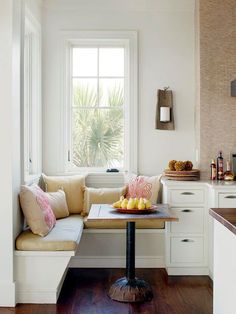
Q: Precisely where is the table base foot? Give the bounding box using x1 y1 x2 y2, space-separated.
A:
108 277 153 303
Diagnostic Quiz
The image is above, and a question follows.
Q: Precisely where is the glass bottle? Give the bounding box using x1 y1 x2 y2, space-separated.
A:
224 160 234 181
217 151 224 180
210 159 216 180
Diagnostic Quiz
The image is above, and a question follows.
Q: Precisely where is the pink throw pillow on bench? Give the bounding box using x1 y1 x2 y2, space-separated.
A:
126 175 162 203
20 185 56 237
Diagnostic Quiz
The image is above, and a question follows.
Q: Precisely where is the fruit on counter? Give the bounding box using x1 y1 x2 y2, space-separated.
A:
184 160 193 171
168 160 177 171
138 198 145 210
121 198 128 209
127 198 135 209
174 161 185 171
168 159 194 171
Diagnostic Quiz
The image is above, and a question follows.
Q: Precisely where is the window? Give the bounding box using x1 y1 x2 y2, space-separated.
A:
62 31 137 173
23 9 42 180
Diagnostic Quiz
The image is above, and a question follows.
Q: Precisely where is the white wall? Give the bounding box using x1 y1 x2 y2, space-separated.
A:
0 0 42 306
0 0 20 306
42 0 196 175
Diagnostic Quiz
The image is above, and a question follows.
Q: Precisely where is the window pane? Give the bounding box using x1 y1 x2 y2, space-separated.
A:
99 79 124 107
99 48 124 77
73 78 97 107
72 108 124 168
73 48 97 77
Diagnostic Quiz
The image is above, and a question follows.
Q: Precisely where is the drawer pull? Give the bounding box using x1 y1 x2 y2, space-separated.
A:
181 209 192 213
224 195 236 199
181 239 194 243
181 192 195 195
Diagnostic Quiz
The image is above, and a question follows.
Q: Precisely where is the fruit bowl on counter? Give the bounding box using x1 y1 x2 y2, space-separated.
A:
164 160 200 181
112 196 157 214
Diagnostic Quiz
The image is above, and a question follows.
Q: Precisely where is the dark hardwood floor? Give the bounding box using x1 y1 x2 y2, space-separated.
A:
0 268 213 314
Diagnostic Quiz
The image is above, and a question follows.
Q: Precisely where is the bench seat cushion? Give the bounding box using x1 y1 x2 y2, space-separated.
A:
16 215 84 251
84 218 164 229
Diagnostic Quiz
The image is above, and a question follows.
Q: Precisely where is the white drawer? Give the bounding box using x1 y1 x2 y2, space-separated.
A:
170 237 204 264
170 207 204 233
169 189 204 204
218 193 236 208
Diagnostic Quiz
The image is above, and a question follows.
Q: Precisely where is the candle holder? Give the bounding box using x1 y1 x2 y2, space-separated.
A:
155 87 174 130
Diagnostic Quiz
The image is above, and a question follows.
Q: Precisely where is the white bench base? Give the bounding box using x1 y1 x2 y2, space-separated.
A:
15 250 75 304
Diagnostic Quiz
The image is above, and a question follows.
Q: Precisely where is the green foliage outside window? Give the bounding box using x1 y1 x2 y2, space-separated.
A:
72 85 124 168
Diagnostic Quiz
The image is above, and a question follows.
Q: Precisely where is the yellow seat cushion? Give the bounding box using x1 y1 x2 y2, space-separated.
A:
83 217 164 229
16 215 84 251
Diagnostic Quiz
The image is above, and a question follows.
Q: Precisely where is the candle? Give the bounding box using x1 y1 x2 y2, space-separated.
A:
160 107 170 122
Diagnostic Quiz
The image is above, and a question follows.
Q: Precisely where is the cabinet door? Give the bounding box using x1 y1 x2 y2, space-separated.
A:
170 237 204 263
169 189 204 204
218 193 236 208
170 207 204 233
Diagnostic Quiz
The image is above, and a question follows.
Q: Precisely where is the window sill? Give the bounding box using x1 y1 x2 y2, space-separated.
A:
24 174 41 185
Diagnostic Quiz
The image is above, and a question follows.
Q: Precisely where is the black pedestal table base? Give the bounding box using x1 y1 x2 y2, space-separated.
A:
108 221 153 302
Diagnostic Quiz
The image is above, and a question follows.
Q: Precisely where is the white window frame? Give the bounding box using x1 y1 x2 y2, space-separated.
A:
23 8 42 182
60 31 138 174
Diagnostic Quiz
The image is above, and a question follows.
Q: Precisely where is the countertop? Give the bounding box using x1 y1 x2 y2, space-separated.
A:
209 208 236 235
161 177 236 189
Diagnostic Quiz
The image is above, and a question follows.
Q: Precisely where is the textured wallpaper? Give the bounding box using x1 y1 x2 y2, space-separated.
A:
198 0 236 179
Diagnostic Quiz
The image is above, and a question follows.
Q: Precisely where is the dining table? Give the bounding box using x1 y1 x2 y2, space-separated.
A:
87 203 178 302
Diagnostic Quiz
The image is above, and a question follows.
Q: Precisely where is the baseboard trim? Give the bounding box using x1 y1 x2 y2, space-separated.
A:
69 255 165 268
166 267 209 276
16 289 58 304
0 281 16 306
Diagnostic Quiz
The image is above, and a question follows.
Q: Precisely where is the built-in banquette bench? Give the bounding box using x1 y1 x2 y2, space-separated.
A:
15 173 162 304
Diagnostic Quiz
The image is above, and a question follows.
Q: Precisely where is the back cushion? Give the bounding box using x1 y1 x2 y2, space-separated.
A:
20 185 56 237
126 175 162 203
42 174 86 214
46 189 69 219
83 186 127 214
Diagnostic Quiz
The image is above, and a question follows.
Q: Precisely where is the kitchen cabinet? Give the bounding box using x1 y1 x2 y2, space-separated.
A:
208 182 236 278
162 180 208 275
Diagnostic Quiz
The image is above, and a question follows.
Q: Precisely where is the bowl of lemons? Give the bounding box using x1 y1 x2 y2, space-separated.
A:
112 196 157 214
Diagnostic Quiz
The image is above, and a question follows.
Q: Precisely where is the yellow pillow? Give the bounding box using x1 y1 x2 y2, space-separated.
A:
42 174 86 214
46 190 69 219
83 186 127 214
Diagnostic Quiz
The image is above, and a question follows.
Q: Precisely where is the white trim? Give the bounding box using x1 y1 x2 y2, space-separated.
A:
83 228 165 234
15 250 75 257
23 7 42 181
60 30 138 174
0 281 16 307
166 267 209 276
69 255 165 268
42 0 195 13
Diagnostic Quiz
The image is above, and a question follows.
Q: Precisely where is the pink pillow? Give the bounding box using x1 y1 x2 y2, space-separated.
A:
20 185 56 236
126 175 161 203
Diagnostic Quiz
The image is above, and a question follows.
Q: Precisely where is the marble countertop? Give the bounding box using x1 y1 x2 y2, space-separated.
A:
209 208 236 235
161 176 236 188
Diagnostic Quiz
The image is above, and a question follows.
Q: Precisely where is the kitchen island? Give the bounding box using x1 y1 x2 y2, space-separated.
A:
209 208 236 314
